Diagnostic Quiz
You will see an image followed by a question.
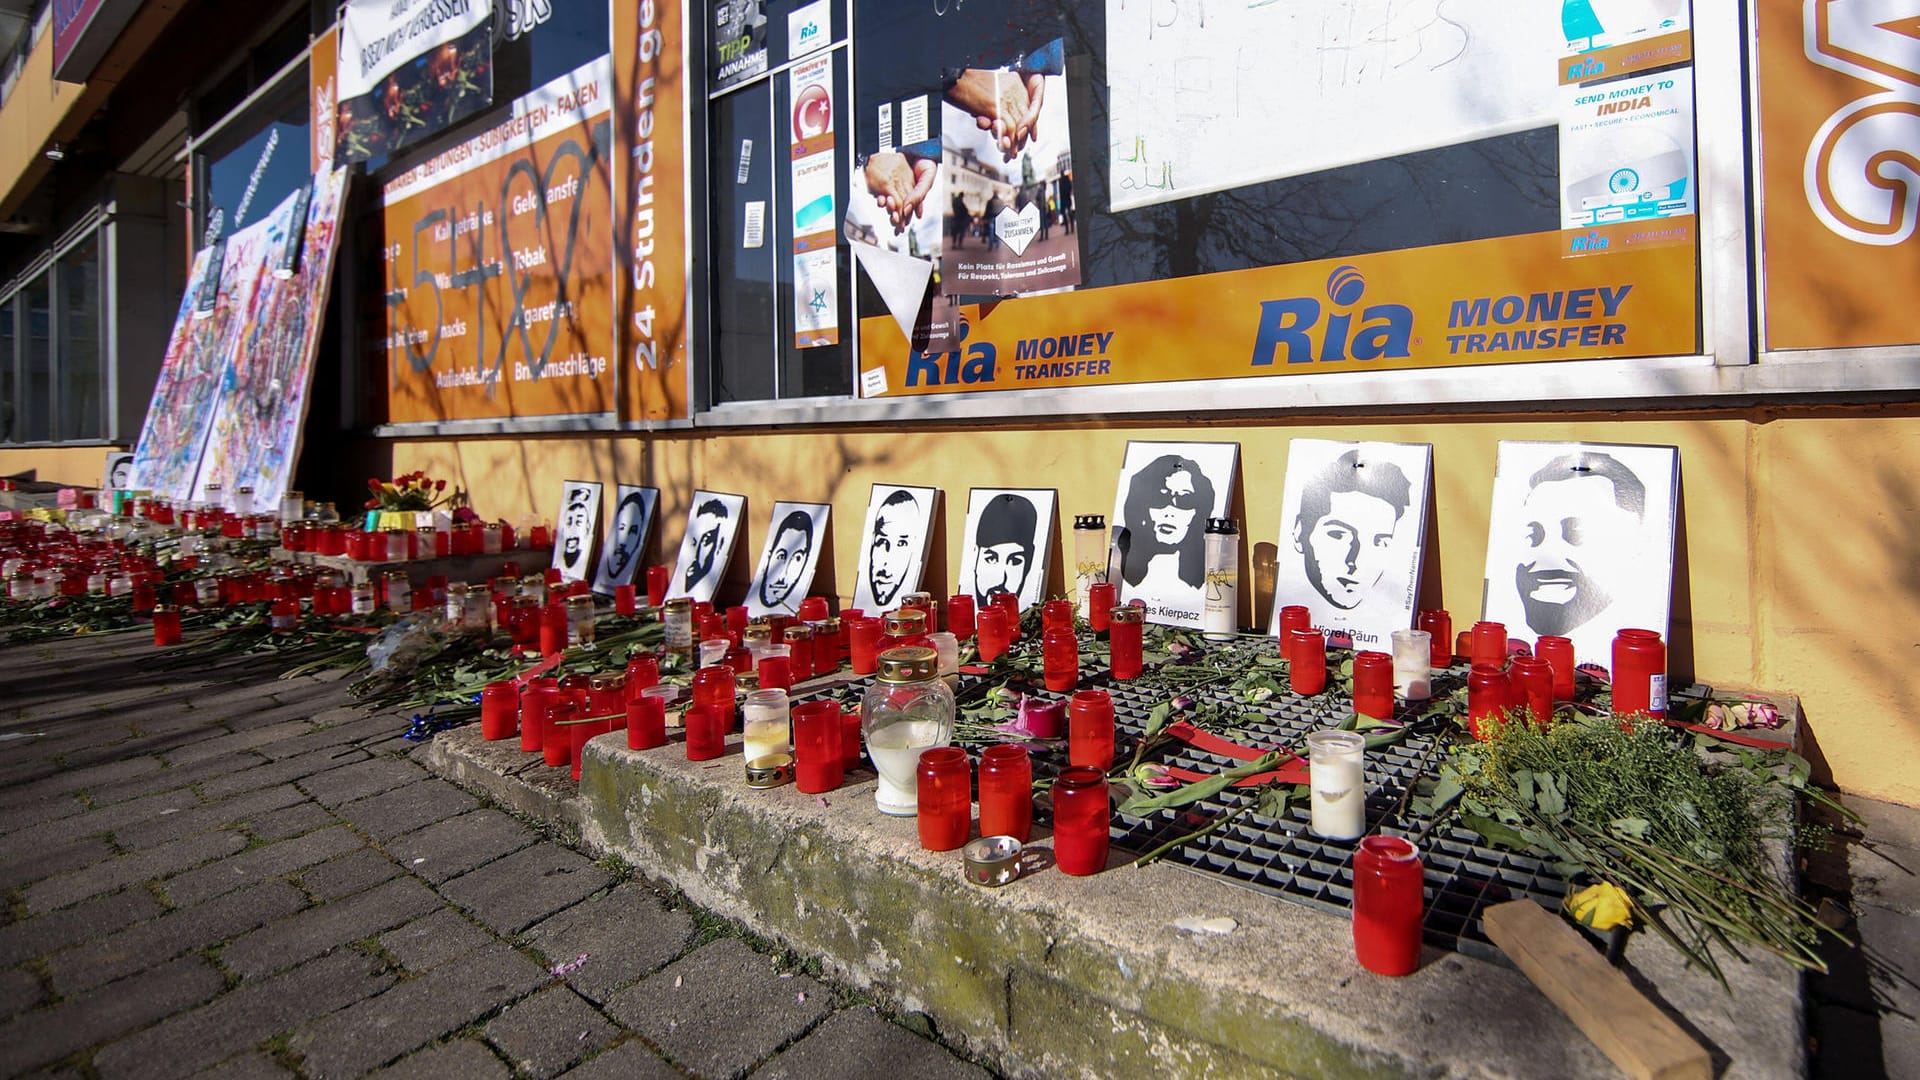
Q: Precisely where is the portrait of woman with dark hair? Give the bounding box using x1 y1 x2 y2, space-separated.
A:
1109 442 1239 630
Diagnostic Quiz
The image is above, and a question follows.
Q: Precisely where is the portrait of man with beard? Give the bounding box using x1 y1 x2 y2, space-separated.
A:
1482 442 1677 673
551 481 602 584
959 489 1057 613
669 492 746 604
591 485 658 595
854 486 934 613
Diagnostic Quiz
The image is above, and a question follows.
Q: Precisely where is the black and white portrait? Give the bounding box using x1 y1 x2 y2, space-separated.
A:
852 484 937 613
104 452 134 490
957 488 1057 613
591 484 659 596
669 490 747 605
746 502 831 618
551 480 604 585
1271 440 1433 651
1109 441 1240 630
1482 441 1678 672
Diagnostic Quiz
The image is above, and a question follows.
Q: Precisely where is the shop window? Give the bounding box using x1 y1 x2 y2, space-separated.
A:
58 236 102 441
0 302 13 443
21 275 48 442
705 2 853 405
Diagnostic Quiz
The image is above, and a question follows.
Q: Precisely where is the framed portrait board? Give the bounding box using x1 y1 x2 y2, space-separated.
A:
591 484 660 596
668 490 748 604
746 501 832 617
551 480 604 585
1109 440 1240 629
851 484 939 613
956 488 1058 614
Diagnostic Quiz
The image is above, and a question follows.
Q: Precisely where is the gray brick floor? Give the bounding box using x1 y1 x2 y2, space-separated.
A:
0 631 994 1079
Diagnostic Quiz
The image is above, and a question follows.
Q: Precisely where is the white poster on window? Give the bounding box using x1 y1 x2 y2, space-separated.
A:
1104 0 1560 211
1559 67 1695 230
790 54 839 348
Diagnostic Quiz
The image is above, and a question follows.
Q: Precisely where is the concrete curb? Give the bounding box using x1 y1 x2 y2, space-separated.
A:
421 726 1805 1079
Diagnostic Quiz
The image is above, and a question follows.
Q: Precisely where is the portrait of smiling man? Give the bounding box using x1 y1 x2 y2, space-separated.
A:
1272 440 1432 651
1481 442 1677 671
748 503 830 617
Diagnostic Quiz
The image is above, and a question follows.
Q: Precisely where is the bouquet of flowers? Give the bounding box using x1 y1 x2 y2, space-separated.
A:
364 471 456 513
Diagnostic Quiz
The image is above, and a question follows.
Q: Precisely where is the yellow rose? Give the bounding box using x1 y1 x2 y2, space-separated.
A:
1564 882 1635 931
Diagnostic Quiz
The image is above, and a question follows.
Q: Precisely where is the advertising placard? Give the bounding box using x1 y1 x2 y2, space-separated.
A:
380 58 615 422
857 220 1698 397
713 0 768 90
1756 0 1920 350
614 0 690 421
791 54 840 349
335 0 494 164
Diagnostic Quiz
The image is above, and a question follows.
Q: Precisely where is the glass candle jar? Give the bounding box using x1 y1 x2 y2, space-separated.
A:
1466 663 1512 740
613 584 638 615
783 626 815 680
587 673 627 727
900 591 936 624
521 574 549 607
481 681 518 741
350 582 375 615
1389 629 1432 701
796 596 830 622
627 693 667 750
510 597 542 647
990 592 1021 641
860 647 955 816
792 701 843 794
1042 627 1079 693
1108 605 1144 680
684 705 726 761
978 744 1033 842
624 654 660 696
384 571 411 614
1068 689 1116 770
916 748 972 851
1087 582 1116 636
1041 599 1074 635
543 698 578 768
1202 517 1239 642
539 603 569 657
1072 513 1107 618
1536 635 1576 701
758 647 793 693
847 616 883 674
1051 766 1111 876
269 599 299 633
152 605 183 648
663 598 693 656
1288 629 1327 695
742 689 792 762
699 639 730 669
1307 729 1367 840
445 583 469 626
881 608 931 652
691 665 738 735
814 618 841 675
975 607 1012 664
1352 651 1395 720
1353 835 1426 977
645 564 670 607
1470 621 1507 668
927 632 960 680
1611 628 1667 723
566 593 596 646
1278 606 1311 662
1508 656 1554 729
945 594 976 639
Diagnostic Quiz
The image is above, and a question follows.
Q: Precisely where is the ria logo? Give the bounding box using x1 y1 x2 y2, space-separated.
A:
1804 0 1920 245
1569 229 1611 253
1566 55 1606 80
1249 266 1414 365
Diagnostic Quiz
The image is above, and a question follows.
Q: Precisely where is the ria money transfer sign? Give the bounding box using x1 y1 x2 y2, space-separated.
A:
857 220 1698 397
381 58 616 422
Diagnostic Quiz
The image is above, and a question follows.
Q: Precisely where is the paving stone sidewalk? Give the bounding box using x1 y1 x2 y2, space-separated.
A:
0 631 993 1079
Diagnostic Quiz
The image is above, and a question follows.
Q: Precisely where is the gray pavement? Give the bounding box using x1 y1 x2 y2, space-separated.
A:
0 631 993 1079
1806 795 1920 1079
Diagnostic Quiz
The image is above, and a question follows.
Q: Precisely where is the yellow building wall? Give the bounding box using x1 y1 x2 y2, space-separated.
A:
0 445 124 488
357 407 1920 808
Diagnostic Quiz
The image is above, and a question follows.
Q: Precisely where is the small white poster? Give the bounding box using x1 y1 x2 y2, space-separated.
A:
743 201 765 249
1563 0 1691 53
1559 67 1695 230
1481 441 1679 673
1270 440 1433 651
793 247 839 348
788 0 829 58
901 95 929 146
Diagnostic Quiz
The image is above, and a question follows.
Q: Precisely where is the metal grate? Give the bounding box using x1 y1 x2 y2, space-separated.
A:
802 637 1587 963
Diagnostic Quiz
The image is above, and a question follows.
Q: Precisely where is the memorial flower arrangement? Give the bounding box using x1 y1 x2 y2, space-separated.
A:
364 471 458 513
1416 712 1848 989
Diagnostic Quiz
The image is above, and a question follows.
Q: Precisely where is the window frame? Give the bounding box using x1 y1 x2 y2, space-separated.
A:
0 208 114 448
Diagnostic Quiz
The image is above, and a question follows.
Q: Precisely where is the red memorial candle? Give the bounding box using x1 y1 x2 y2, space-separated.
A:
1353 835 1426 977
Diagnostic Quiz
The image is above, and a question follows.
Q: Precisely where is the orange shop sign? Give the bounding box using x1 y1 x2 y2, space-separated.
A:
857 220 1698 397
1758 0 1920 350
379 58 616 423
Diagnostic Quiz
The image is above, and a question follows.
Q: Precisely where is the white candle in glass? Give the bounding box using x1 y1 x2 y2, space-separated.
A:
1390 629 1432 701
1307 730 1367 840
741 689 792 761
